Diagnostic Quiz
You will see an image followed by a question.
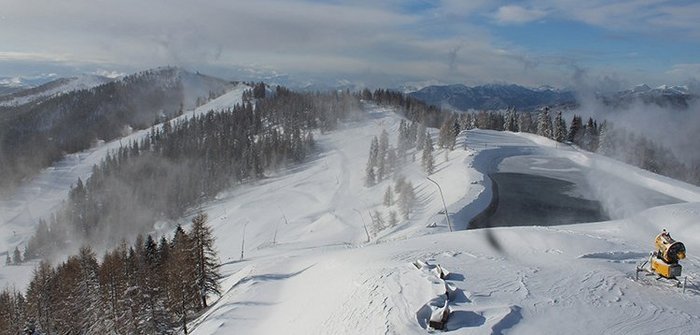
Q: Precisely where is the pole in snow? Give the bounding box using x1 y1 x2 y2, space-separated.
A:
427 177 453 232
240 221 247 260
354 209 371 243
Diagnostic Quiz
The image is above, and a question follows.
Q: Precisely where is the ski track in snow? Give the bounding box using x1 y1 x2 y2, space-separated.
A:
3 102 700 334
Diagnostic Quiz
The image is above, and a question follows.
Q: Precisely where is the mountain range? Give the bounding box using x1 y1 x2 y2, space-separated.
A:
407 83 698 111
408 84 577 111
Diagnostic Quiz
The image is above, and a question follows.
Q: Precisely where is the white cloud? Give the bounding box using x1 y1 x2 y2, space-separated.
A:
666 63 700 80
0 0 696 87
493 5 548 24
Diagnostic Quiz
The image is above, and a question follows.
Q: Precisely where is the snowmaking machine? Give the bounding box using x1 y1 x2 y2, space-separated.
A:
636 229 687 288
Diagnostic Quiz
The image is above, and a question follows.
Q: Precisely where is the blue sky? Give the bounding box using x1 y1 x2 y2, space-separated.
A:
1 0 699 89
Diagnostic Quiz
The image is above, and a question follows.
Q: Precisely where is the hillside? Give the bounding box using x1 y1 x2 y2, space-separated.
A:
0 75 114 107
2 91 700 334
0 67 236 190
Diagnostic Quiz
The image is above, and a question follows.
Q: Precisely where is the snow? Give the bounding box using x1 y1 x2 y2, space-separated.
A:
3 101 700 334
0 75 112 107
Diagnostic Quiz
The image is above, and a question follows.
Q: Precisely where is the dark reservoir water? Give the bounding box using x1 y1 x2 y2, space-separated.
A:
469 172 609 229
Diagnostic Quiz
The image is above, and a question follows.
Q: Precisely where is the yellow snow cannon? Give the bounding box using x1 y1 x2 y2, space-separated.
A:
650 230 686 279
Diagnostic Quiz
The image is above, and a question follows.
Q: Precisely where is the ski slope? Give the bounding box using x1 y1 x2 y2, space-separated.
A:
2 100 700 334
178 110 700 334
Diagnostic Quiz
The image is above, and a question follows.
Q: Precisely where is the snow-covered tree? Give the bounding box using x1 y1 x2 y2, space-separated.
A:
597 121 612 155
364 157 376 187
504 108 518 132
536 108 553 139
388 211 398 227
518 112 535 133
383 186 394 207
11 247 21 265
377 130 389 181
568 115 583 144
422 135 435 174
398 181 416 219
553 111 567 142
371 211 385 235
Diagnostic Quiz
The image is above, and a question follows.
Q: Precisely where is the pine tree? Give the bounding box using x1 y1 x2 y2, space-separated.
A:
416 124 427 150
422 135 435 174
76 246 105 334
553 111 567 142
597 121 613 156
582 117 599 151
398 181 416 219
518 112 535 133
98 243 129 334
568 115 583 144
397 120 409 162
438 115 458 149
377 130 389 181
365 137 379 186
388 211 398 227
140 235 171 334
537 108 553 139
167 225 198 334
25 260 55 334
12 247 21 265
190 212 221 308
386 148 397 177
383 186 394 207
504 108 518 132
371 211 385 235
364 158 376 187
369 136 379 168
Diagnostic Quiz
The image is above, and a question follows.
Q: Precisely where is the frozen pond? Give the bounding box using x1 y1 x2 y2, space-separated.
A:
465 141 682 229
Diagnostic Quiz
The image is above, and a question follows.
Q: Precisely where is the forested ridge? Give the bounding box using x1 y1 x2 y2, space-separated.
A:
21 85 360 261
0 67 232 191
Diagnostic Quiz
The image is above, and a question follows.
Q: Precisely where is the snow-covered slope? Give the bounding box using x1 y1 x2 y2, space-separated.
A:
0 75 113 107
181 114 700 334
3 101 700 334
0 84 250 286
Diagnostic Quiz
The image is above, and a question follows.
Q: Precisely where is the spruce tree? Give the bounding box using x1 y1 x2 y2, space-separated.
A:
553 111 567 142
12 247 21 265
568 115 583 144
388 211 398 227
537 108 553 139
364 158 376 187
422 135 435 174
383 186 394 207
190 212 221 308
398 181 416 219
377 130 389 181
597 121 613 156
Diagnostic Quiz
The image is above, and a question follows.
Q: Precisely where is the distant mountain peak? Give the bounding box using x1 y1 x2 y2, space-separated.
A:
632 83 651 92
408 83 576 111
